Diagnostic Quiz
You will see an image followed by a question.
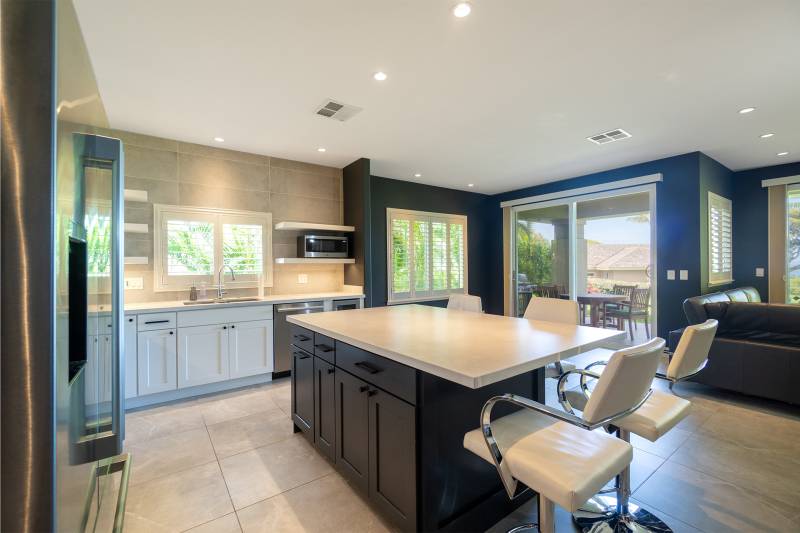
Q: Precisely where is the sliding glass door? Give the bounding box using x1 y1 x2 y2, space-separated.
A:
787 184 800 304
511 186 656 345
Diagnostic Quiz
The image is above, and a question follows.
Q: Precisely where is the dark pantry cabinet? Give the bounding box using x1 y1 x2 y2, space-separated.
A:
291 347 314 441
313 356 336 461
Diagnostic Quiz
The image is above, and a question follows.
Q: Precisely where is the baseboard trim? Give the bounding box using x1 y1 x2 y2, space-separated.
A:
125 373 275 410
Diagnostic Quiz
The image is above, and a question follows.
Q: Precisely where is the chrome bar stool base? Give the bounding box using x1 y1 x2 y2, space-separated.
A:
573 495 671 532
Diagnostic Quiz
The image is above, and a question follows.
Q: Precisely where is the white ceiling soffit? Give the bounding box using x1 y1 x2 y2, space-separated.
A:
73 0 800 194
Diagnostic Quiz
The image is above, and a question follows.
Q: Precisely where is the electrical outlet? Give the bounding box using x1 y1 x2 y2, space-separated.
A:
124 277 143 290
298 274 308 284
755 267 765 277
679 270 689 281
666 270 676 280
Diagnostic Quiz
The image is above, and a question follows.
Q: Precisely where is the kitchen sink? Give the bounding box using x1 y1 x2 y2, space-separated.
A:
183 297 261 305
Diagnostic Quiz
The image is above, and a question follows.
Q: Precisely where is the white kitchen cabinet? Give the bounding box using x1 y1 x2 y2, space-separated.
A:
124 315 138 399
177 324 230 388
229 319 273 378
99 334 112 403
137 329 177 395
85 335 100 404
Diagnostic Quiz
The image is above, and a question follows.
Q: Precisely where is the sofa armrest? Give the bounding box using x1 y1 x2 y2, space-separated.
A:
668 328 685 353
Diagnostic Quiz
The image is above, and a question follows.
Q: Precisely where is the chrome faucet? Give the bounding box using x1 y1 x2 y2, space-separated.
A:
217 264 236 298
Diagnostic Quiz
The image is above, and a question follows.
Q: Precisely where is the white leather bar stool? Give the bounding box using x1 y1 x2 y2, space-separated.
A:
463 338 664 533
561 327 716 532
523 297 580 378
447 293 483 313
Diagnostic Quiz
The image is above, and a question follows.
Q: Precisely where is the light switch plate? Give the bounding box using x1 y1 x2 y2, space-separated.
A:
666 270 676 280
756 267 765 277
298 274 308 284
124 277 144 290
679 270 689 281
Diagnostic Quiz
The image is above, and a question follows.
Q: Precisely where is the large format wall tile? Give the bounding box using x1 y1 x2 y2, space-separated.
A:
125 176 179 205
270 157 339 177
178 153 268 191
178 141 269 166
269 167 339 200
178 183 270 212
125 145 178 181
270 193 341 224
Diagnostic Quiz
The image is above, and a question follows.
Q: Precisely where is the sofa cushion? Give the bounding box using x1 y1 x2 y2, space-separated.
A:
683 286 761 324
703 302 800 348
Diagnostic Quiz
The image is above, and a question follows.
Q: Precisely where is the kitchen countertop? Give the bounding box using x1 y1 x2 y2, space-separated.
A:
288 304 624 388
120 290 364 314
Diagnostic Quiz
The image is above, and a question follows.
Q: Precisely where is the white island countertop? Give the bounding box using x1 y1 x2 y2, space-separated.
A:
121 290 364 314
288 304 624 388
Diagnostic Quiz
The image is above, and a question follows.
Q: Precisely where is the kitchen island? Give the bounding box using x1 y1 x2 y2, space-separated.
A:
287 305 624 532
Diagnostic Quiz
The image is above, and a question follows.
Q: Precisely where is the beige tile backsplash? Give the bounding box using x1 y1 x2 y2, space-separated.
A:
91 126 345 303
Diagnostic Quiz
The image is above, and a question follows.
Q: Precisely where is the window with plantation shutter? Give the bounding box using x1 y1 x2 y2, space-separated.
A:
154 205 272 291
387 208 468 303
708 192 733 286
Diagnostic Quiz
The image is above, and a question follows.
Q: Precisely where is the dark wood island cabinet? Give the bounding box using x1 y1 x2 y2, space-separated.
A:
287 305 623 532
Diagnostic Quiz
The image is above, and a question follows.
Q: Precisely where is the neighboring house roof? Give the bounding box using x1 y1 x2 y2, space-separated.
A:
587 243 649 270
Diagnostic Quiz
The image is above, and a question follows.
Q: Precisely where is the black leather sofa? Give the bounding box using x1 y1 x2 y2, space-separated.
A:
669 286 800 405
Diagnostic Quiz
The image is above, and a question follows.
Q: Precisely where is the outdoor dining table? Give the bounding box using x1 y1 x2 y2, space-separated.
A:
573 293 629 327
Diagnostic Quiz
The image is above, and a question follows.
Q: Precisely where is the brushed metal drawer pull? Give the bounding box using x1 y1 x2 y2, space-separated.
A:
293 334 311 342
367 389 378 397
314 343 334 353
326 368 335 374
354 361 381 374
295 352 310 359
144 319 170 325
359 385 369 393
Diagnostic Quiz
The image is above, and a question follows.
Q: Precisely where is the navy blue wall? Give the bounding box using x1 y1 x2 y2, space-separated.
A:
483 153 704 337
733 161 800 297
698 153 735 294
369 175 489 308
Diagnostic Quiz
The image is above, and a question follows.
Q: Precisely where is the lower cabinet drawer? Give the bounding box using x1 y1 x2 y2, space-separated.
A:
313 333 335 364
335 342 417 405
290 324 315 354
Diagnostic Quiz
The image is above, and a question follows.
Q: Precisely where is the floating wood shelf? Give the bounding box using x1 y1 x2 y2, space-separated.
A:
274 221 355 232
275 257 355 264
124 189 148 202
124 256 148 265
124 223 148 234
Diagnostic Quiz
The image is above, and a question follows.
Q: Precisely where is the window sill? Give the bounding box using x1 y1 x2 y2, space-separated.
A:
387 294 465 305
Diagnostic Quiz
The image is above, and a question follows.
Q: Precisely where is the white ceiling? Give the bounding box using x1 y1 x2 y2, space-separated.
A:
74 0 800 194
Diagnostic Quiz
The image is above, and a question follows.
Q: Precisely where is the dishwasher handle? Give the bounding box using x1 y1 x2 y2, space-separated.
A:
276 305 325 313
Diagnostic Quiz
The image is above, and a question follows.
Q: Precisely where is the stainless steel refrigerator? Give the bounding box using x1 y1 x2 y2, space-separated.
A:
2 1 129 531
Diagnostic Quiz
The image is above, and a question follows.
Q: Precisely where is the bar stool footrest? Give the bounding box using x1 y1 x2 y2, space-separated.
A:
573 495 672 532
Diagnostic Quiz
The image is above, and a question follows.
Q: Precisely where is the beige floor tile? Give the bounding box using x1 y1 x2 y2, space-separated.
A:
603 447 666 492
185 513 242 533
125 402 206 444
268 383 292 415
126 428 217 486
670 433 800 512
220 435 333 509
207 409 293 458
198 389 282 426
236 473 391 533
697 403 800 455
634 460 797 532
124 462 233 533
630 426 692 459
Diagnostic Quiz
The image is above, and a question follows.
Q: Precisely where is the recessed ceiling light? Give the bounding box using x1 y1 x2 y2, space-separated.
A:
373 71 388 81
738 107 756 114
777 151 789 156
453 2 472 18
760 133 775 139
213 137 225 142
317 147 326 152
468 183 475 188
414 173 422 178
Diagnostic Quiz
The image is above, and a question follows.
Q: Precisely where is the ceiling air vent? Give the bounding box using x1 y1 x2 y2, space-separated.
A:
315 99 363 122
587 128 632 145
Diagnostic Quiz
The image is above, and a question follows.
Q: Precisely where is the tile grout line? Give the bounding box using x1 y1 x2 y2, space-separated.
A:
204 420 245 532
233 471 338 516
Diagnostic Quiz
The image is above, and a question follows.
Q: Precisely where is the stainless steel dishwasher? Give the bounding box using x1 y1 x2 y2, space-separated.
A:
273 301 324 376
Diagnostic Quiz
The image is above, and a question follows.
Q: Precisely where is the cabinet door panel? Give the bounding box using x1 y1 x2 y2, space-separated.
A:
229 320 273 378
137 329 177 395
313 357 336 461
177 324 230 388
85 335 99 404
334 370 369 493
99 334 113 403
124 316 137 399
291 348 315 441
369 390 417 531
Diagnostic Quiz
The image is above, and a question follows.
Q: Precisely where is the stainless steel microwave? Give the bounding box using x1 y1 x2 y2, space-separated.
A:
297 235 349 258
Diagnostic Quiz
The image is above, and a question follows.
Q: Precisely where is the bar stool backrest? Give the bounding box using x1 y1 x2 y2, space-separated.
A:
523 297 579 325
582 338 665 425
667 319 718 381
447 294 483 313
